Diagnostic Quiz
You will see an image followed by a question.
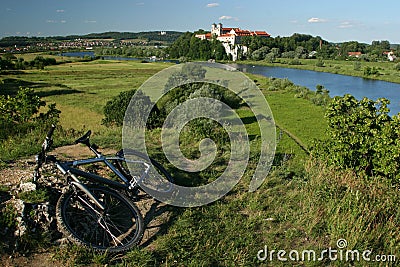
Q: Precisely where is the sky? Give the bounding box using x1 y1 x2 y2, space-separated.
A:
1 0 400 44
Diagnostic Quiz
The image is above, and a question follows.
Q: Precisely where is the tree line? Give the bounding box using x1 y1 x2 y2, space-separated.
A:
0 55 57 70
0 31 184 47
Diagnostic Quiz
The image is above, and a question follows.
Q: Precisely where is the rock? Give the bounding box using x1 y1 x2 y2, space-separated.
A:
19 182 37 192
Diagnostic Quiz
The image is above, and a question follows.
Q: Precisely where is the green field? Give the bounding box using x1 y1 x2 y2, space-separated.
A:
0 58 398 266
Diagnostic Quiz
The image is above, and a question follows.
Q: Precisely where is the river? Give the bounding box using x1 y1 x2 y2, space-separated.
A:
231 64 400 115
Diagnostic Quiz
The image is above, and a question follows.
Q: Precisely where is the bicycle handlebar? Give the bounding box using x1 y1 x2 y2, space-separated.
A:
46 124 56 140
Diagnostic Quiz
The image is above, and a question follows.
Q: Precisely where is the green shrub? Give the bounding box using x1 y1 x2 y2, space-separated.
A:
0 204 17 230
315 59 325 67
102 89 162 129
354 61 361 71
288 58 302 65
312 94 400 184
363 66 379 76
0 87 60 141
0 87 63 161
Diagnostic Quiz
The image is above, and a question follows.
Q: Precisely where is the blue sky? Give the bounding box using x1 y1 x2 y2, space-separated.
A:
1 0 400 44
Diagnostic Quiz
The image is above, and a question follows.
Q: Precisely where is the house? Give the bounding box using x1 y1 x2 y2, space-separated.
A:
195 23 270 61
348 51 362 58
383 51 396 62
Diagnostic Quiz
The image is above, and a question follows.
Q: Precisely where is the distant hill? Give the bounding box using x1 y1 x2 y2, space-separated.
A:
0 31 184 47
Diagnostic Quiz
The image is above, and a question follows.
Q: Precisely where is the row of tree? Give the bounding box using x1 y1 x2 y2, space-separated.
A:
95 46 167 59
238 35 399 61
0 55 57 70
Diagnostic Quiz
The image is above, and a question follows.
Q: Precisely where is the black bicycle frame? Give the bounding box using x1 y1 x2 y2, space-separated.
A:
51 155 133 211
60 156 131 190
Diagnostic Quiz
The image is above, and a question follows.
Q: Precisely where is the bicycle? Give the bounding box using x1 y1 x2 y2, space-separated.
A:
34 124 173 252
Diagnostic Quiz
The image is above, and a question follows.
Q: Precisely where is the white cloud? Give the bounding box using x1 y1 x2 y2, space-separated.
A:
219 15 238 21
60 20 67 24
308 17 327 23
46 20 57 23
338 21 354 28
56 9 65 13
136 2 145 5
85 20 97 23
207 3 219 8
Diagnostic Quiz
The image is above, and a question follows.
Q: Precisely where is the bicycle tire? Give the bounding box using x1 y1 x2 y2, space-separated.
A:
114 149 173 193
56 186 144 253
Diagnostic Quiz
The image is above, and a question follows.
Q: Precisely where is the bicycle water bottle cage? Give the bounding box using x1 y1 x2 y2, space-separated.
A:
75 130 91 147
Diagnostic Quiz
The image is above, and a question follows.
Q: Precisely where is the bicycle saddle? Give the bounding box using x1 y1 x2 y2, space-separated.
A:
75 130 91 146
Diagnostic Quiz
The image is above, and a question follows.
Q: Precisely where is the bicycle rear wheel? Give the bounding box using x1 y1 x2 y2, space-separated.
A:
56 186 144 252
114 149 173 193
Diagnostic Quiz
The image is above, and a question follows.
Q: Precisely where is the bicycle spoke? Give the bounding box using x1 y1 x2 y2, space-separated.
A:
57 187 144 252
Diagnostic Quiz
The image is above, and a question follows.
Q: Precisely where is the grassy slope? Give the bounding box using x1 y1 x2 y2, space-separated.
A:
1 59 398 266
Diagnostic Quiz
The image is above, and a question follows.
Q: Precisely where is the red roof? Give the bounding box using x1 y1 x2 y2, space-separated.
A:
254 31 270 37
348 52 362 56
228 28 270 37
219 34 234 37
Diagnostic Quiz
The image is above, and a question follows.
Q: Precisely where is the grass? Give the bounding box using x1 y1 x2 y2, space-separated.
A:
0 56 398 266
1 60 172 140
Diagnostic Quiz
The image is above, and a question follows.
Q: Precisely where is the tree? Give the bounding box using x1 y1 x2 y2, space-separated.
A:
295 46 306 58
270 48 281 58
102 89 162 129
251 46 270 60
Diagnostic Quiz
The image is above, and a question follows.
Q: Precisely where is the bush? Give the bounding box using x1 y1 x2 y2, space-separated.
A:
102 89 162 129
0 87 60 140
363 66 379 76
353 61 361 71
312 94 400 184
288 58 302 65
315 59 325 67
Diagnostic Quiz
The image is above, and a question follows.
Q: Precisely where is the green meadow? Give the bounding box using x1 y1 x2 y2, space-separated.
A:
0 58 398 266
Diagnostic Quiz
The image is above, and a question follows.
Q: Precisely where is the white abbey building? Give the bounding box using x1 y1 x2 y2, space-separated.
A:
196 23 270 60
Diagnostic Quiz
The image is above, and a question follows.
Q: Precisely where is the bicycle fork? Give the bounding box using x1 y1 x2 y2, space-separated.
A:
55 162 106 211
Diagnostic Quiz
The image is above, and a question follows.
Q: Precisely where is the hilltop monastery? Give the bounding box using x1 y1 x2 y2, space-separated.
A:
195 23 270 60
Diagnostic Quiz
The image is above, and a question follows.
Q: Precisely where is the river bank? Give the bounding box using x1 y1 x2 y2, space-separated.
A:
229 58 400 84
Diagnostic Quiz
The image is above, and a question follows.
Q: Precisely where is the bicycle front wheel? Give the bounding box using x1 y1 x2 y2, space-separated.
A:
56 186 144 253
